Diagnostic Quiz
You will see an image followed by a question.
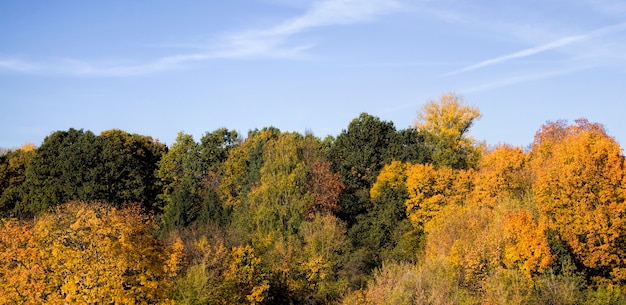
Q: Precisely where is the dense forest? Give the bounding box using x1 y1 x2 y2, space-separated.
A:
2 93 626 304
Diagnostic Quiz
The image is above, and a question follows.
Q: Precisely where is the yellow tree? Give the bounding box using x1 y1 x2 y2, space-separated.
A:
503 209 554 277
221 245 270 305
299 213 350 302
369 160 410 200
415 93 482 169
424 204 503 291
405 163 474 228
532 119 626 283
0 219 45 304
35 201 181 304
472 144 531 207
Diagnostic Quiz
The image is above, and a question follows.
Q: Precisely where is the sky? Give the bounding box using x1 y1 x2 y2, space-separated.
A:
1 0 625 149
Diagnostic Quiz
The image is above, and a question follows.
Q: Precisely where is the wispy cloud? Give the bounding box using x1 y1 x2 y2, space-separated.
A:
0 59 40 73
443 22 626 77
0 0 402 77
443 35 587 77
462 64 594 93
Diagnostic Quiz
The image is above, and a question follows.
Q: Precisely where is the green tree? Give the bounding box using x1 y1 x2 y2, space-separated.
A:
247 132 311 244
350 161 420 272
0 144 35 216
20 129 99 215
18 128 165 216
157 132 206 232
95 129 165 210
219 128 281 209
328 113 405 226
157 129 239 232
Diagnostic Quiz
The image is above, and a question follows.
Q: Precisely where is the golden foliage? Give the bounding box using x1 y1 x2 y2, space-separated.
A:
425 204 503 290
0 219 45 304
222 245 269 305
414 93 482 169
34 201 177 304
472 145 531 207
415 93 481 143
370 160 409 200
405 163 474 227
503 209 554 277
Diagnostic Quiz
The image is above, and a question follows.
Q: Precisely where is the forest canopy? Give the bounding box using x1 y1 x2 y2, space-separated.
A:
1 93 626 304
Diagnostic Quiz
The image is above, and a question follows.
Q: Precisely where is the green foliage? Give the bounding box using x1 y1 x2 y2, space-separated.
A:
157 129 239 233
20 129 98 214
219 127 280 208
328 113 428 227
247 132 311 241
0 144 34 217
17 128 165 216
95 129 166 210
8 99 626 304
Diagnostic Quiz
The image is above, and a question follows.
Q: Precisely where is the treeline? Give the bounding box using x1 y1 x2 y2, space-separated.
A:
1 93 626 304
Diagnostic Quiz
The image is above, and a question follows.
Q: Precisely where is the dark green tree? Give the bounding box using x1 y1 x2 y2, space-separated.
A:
20 129 98 215
18 128 165 217
328 113 427 227
94 129 166 210
0 144 35 216
157 129 239 232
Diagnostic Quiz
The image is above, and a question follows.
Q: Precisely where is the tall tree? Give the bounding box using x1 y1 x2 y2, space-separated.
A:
328 113 402 226
219 128 280 209
156 129 239 232
247 132 311 242
157 132 204 232
532 119 626 284
415 93 481 170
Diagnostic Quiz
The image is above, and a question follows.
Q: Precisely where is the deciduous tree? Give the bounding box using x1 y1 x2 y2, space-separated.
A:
472 144 531 207
0 144 35 216
532 119 626 284
415 93 481 170
0 218 45 304
35 201 180 303
405 163 473 228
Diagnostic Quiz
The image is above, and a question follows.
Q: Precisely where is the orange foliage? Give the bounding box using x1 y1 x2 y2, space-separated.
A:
503 209 554 277
532 119 626 283
0 219 45 304
307 159 344 217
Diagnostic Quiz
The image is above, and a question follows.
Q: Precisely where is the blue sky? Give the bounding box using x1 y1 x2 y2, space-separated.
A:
1 0 625 149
